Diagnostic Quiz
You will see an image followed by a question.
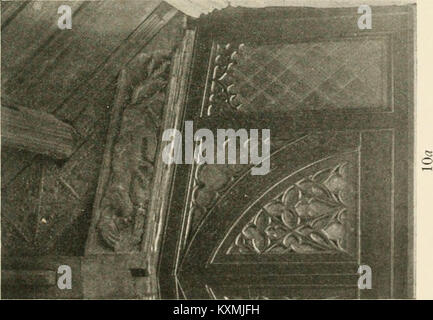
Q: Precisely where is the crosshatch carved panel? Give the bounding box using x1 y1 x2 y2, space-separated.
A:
227 159 358 255
208 38 389 114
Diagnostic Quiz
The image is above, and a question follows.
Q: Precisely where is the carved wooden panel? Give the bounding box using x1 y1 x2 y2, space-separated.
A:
226 155 358 256
189 131 362 265
208 39 390 115
86 52 171 254
185 139 288 242
159 6 414 300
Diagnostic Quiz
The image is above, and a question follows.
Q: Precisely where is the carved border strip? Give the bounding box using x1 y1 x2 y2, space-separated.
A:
83 29 195 298
142 30 197 298
85 69 130 255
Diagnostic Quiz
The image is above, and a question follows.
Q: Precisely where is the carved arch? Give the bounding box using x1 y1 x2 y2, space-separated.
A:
176 131 361 273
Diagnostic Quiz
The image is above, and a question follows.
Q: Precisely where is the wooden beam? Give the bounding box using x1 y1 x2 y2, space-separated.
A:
1 96 76 159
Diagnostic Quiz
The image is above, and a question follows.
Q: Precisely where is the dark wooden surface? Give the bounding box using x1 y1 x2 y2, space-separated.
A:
160 5 415 299
1 0 182 257
1 95 76 159
1 254 147 299
0 2 414 300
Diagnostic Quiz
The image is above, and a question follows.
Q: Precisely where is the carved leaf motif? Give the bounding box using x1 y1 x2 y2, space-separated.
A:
96 52 171 252
188 151 253 239
194 186 215 208
197 165 230 191
207 43 244 115
263 202 285 217
290 242 318 253
283 234 299 247
281 209 298 229
323 222 345 242
282 186 301 206
243 225 267 253
265 225 286 240
254 210 271 229
312 167 335 183
311 216 330 230
227 161 356 255
294 199 312 217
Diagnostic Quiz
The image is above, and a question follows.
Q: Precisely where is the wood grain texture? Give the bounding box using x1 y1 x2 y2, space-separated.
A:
34 8 182 256
1 1 85 86
1 0 164 186
142 29 196 299
1 1 181 258
84 51 173 255
1 98 76 160
3 1 162 113
1 0 28 31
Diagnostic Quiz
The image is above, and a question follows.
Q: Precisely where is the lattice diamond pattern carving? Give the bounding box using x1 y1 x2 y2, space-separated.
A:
228 39 388 111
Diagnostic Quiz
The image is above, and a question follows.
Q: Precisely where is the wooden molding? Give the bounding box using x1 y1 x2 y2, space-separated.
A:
142 28 196 281
84 28 196 299
85 52 172 255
